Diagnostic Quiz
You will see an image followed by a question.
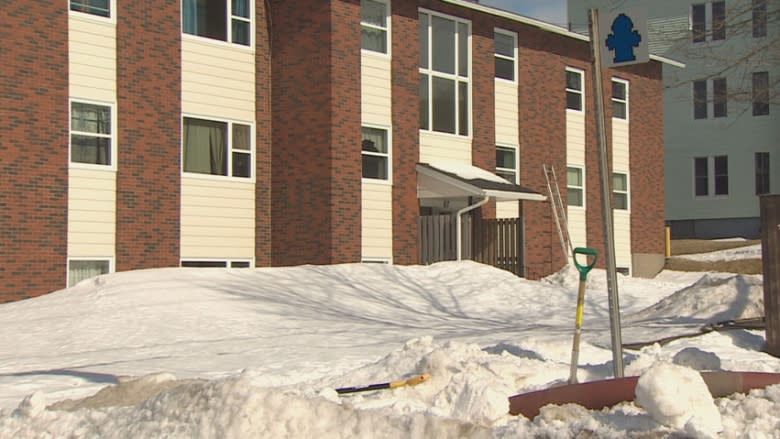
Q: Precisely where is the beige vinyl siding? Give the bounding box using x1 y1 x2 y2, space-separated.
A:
612 120 629 171
612 118 631 273
614 211 632 273
69 15 116 101
419 132 471 164
68 168 116 256
566 112 586 165
495 81 519 145
361 54 392 126
361 182 393 260
182 39 255 121
566 111 586 249
181 177 255 259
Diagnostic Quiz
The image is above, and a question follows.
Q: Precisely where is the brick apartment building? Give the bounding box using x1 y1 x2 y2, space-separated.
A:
0 0 676 302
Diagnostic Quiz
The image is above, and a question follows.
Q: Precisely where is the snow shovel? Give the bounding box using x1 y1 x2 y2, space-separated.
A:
568 247 598 385
336 373 430 394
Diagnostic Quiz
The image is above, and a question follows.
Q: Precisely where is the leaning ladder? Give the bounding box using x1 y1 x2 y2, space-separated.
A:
543 164 573 260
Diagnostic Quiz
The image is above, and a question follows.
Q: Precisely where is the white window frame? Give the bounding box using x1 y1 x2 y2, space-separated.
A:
494 28 517 83
693 155 729 198
565 67 585 113
361 0 391 56
361 124 392 184
69 99 117 170
67 257 114 287
567 165 585 209
613 171 630 211
181 115 255 182
611 78 629 121
69 0 116 22
180 259 253 268
181 0 254 48
419 8 472 137
495 144 518 183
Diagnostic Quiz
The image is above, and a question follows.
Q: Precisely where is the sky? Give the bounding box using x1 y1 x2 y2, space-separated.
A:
479 0 569 27
1 243 779 437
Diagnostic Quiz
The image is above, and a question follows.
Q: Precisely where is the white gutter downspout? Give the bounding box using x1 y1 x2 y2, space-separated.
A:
455 195 490 261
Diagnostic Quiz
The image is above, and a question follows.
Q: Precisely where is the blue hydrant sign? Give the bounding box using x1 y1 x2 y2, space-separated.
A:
598 8 649 68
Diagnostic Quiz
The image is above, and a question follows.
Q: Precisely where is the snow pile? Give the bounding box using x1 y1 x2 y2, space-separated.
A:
677 244 762 262
635 363 722 438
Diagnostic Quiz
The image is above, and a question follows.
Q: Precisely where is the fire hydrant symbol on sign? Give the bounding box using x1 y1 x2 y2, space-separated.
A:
605 14 642 63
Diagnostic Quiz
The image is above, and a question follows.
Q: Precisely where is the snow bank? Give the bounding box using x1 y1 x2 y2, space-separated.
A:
635 363 722 438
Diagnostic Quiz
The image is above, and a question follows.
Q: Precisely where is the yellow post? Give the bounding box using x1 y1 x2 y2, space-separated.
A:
665 226 671 258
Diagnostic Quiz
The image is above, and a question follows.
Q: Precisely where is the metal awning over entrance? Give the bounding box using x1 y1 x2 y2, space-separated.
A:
417 162 546 202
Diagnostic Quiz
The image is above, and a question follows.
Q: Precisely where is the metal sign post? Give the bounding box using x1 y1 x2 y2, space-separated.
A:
588 8 624 378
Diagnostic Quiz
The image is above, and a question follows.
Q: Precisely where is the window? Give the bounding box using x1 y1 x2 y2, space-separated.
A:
712 1 725 40
183 117 252 178
755 152 770 195
694 157 709 196
753 72 769 116
494 29 516 81
361 0 389 53
691 2 726 42
693 79 726 119
692 4 706 42
613 172 629 210
362 127 389 180
496 145 517 183
566 68 584 111
70 0 110 18
419 11 470 136
753 0 767 37
612 79 628 120
713 78 727 118
70 101 114 166
182 0 251 46
68 259 111 287
694 156 728 196
693 80 708 119
181 260 251 268
567 166 584 207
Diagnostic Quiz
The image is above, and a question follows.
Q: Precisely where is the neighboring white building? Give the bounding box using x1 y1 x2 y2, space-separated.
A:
568 0 778 239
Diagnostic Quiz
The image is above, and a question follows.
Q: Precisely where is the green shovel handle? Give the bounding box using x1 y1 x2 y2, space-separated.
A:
573 247 598 281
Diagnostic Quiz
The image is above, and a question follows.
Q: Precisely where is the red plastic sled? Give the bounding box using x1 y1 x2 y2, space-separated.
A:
509 371 780 419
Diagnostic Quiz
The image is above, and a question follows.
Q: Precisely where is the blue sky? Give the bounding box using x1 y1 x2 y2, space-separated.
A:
478 0 568 27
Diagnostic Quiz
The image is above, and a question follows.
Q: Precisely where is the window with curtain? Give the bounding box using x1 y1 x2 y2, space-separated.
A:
68 259 111 287
182 0 251 46
361 0 389 53
496 145 517 183
70 0 110 18
419 11 470 136
567 166 584 207
71 102 113 166
494 30 516 81
613 172 629 210
612 79 628 120
362 127 389 180
566 68 584 111
183 117 252 178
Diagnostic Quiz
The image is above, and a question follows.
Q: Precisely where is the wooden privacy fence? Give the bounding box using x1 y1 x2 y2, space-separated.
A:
418 215 524 276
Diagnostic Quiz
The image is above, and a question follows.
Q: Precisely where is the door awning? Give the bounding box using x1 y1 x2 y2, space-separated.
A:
417 162 546 202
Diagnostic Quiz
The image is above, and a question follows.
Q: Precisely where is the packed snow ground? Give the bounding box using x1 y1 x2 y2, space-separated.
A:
1 248 779 438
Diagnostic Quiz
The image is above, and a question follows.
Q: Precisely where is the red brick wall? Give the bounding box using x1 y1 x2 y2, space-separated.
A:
0 3 69 301
116 1 181 271
391 1 420 264
471 13 497 219
624 62 665 255
255 1 273 266
270 0 362 266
